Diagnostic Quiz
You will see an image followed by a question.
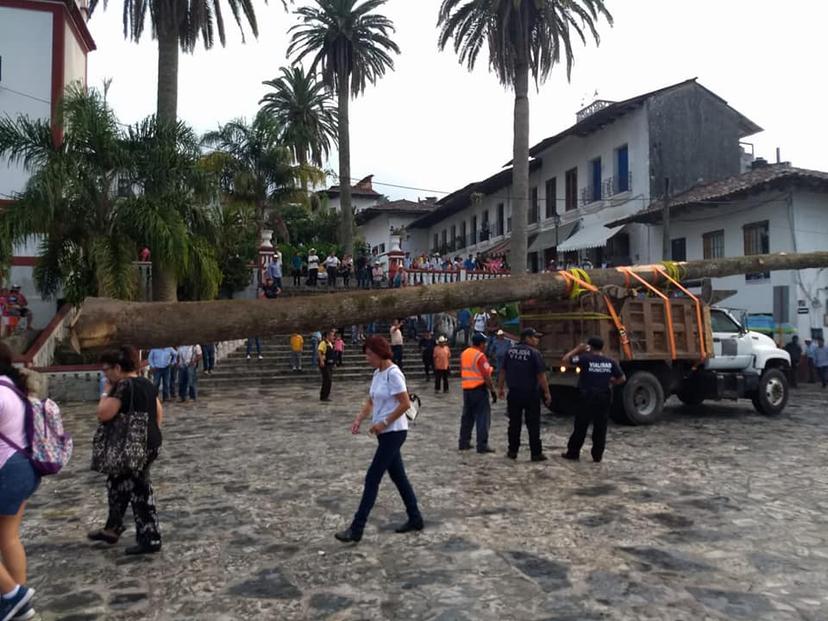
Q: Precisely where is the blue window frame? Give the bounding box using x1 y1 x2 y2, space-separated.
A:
616 145 629 192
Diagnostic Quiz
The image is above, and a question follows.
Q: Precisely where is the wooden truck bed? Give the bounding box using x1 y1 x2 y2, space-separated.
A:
521 293 714 363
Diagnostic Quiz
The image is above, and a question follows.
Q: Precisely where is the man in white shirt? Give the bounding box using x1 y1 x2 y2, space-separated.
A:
307 249 320 287
325 251 341 288
177 344 202 402
473 310 490 336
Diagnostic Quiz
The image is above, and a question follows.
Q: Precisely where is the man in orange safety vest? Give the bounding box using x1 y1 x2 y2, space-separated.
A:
459 332 498 453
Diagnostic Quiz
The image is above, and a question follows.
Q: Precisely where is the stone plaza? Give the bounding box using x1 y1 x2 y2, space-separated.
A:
19 377 828 620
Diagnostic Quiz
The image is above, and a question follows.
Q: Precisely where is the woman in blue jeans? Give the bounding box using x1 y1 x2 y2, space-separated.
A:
0 344 40 621
335 336 423 543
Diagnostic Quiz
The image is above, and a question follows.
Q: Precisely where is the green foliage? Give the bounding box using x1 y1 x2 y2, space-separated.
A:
288 0 401 97
260 66 338 167
437 0 612 87
0 86 222 304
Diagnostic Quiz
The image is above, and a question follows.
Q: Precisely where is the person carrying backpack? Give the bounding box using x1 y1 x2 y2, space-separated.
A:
0 342 71 621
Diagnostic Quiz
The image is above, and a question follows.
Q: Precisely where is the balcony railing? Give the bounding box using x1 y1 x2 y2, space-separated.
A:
581 173 634 205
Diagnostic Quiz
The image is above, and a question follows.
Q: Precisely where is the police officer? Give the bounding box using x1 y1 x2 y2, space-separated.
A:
561 336 625 463
497 328 552 461
459 333 497 454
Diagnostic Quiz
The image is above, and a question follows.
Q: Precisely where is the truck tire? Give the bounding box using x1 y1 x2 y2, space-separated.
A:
621 371 665 425
751 369 788 416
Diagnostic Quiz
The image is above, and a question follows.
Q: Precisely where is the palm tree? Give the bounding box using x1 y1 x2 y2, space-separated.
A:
0 86 221 304
288 0 400 255
87 0 281 125
438 1 612 274
259 66 338 169
202 111 325 244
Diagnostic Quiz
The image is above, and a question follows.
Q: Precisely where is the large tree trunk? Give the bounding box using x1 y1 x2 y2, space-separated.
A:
71 251 828 351
156 8 179 125
510 29 530 275
337 68 354 255
152 9 180 301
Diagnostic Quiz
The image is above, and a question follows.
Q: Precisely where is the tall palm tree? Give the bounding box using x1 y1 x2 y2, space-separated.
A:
202 111 325 244
87 0 280 125
260 66 339 169
288 0 400 255
438 1 612 274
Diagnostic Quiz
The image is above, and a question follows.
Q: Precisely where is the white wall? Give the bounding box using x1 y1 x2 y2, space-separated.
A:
424 107 652 262
654 189 828 339
0 7 53 198
359 213 427 258
64 19 87 88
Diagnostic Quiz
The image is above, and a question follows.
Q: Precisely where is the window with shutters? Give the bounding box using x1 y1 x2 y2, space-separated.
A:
703 230 724 259
743 221 770 281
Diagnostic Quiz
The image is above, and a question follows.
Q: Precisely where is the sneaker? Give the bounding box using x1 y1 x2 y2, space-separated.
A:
0 586 34 621
246 355 251 360
506 451 518 459
258 355 263 360
394 519 424 534
125 541 162 555
477 447 496 454
560 452 579 461
11 602 35 620
531 453 549 462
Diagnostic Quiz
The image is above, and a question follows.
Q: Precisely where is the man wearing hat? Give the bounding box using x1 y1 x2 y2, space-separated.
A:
561 337 625 463
498 328 551 461
459 333 497 453
433 336 451 393
267 250 283 290
490 329 512 377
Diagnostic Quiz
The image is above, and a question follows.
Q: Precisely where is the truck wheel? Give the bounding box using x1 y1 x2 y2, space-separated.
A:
751 369 788 416
621 371 665 425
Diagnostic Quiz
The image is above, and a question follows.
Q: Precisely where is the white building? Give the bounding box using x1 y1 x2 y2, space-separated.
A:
0 0 96 327
408 79 761 272
319 174 384 214
610 163 828 341
355 199 437 262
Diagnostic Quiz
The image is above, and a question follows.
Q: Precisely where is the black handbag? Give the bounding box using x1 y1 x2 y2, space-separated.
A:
91 380 149 476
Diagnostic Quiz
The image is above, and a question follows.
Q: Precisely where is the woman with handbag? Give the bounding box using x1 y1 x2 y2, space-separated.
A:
0 344 39 621
335 336 424 543
88 347 163 555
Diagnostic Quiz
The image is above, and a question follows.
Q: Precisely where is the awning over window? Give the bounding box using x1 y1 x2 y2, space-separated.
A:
557 223 623 252
527 221 580 253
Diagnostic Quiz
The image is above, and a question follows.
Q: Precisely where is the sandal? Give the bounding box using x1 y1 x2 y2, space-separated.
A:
87 529 120 544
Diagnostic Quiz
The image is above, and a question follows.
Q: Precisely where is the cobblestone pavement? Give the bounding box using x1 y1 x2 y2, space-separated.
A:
20 377 828 620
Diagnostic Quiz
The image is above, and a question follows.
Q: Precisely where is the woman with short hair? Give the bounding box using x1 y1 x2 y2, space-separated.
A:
335 336 423 543
88 346 163 555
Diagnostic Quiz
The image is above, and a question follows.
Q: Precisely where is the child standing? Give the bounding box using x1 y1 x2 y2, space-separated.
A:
334 334 345 367
433 336 451 393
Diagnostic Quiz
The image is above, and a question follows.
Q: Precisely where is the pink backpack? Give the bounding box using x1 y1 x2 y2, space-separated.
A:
0 380 73 475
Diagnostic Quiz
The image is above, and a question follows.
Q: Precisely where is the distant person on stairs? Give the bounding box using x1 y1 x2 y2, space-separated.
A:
246 337 262 361
290 333 304 372
318 330 336 402
390 320 404 369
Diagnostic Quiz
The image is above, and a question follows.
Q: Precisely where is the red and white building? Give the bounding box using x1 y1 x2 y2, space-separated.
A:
0 0 95 327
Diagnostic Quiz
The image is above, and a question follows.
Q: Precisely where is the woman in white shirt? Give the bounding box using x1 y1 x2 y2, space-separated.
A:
335 336 424 543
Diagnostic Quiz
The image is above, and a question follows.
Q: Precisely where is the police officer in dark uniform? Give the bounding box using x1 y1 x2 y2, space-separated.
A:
561 336 625 463
498 328 552 461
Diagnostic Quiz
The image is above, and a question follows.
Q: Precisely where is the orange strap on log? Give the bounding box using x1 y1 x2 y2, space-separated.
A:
617 267 677 360
560 271 634 360
653 265 708 361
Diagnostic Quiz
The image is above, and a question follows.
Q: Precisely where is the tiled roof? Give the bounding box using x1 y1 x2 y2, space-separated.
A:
408 160 543 229
518 78 761 162
355 200 437 225
606 164 828 226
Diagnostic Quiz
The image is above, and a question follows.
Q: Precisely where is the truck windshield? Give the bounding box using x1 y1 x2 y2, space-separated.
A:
711 311 742 334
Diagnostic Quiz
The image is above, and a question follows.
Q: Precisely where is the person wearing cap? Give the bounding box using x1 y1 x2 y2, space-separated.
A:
498 328 551 461
266 251 283 290
433 336 451 393
561 336 626 463
459 333 497 454
490 329 512 377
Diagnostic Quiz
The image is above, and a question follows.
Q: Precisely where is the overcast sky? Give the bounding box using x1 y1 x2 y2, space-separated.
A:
87 0 828 202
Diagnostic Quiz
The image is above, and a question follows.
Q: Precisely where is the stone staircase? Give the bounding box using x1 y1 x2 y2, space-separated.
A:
198 324 455 397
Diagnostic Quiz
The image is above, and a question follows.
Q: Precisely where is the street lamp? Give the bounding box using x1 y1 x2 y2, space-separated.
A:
553 214 561 268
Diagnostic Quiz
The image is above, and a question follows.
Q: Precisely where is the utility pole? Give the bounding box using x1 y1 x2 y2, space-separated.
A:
661 177 671 261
